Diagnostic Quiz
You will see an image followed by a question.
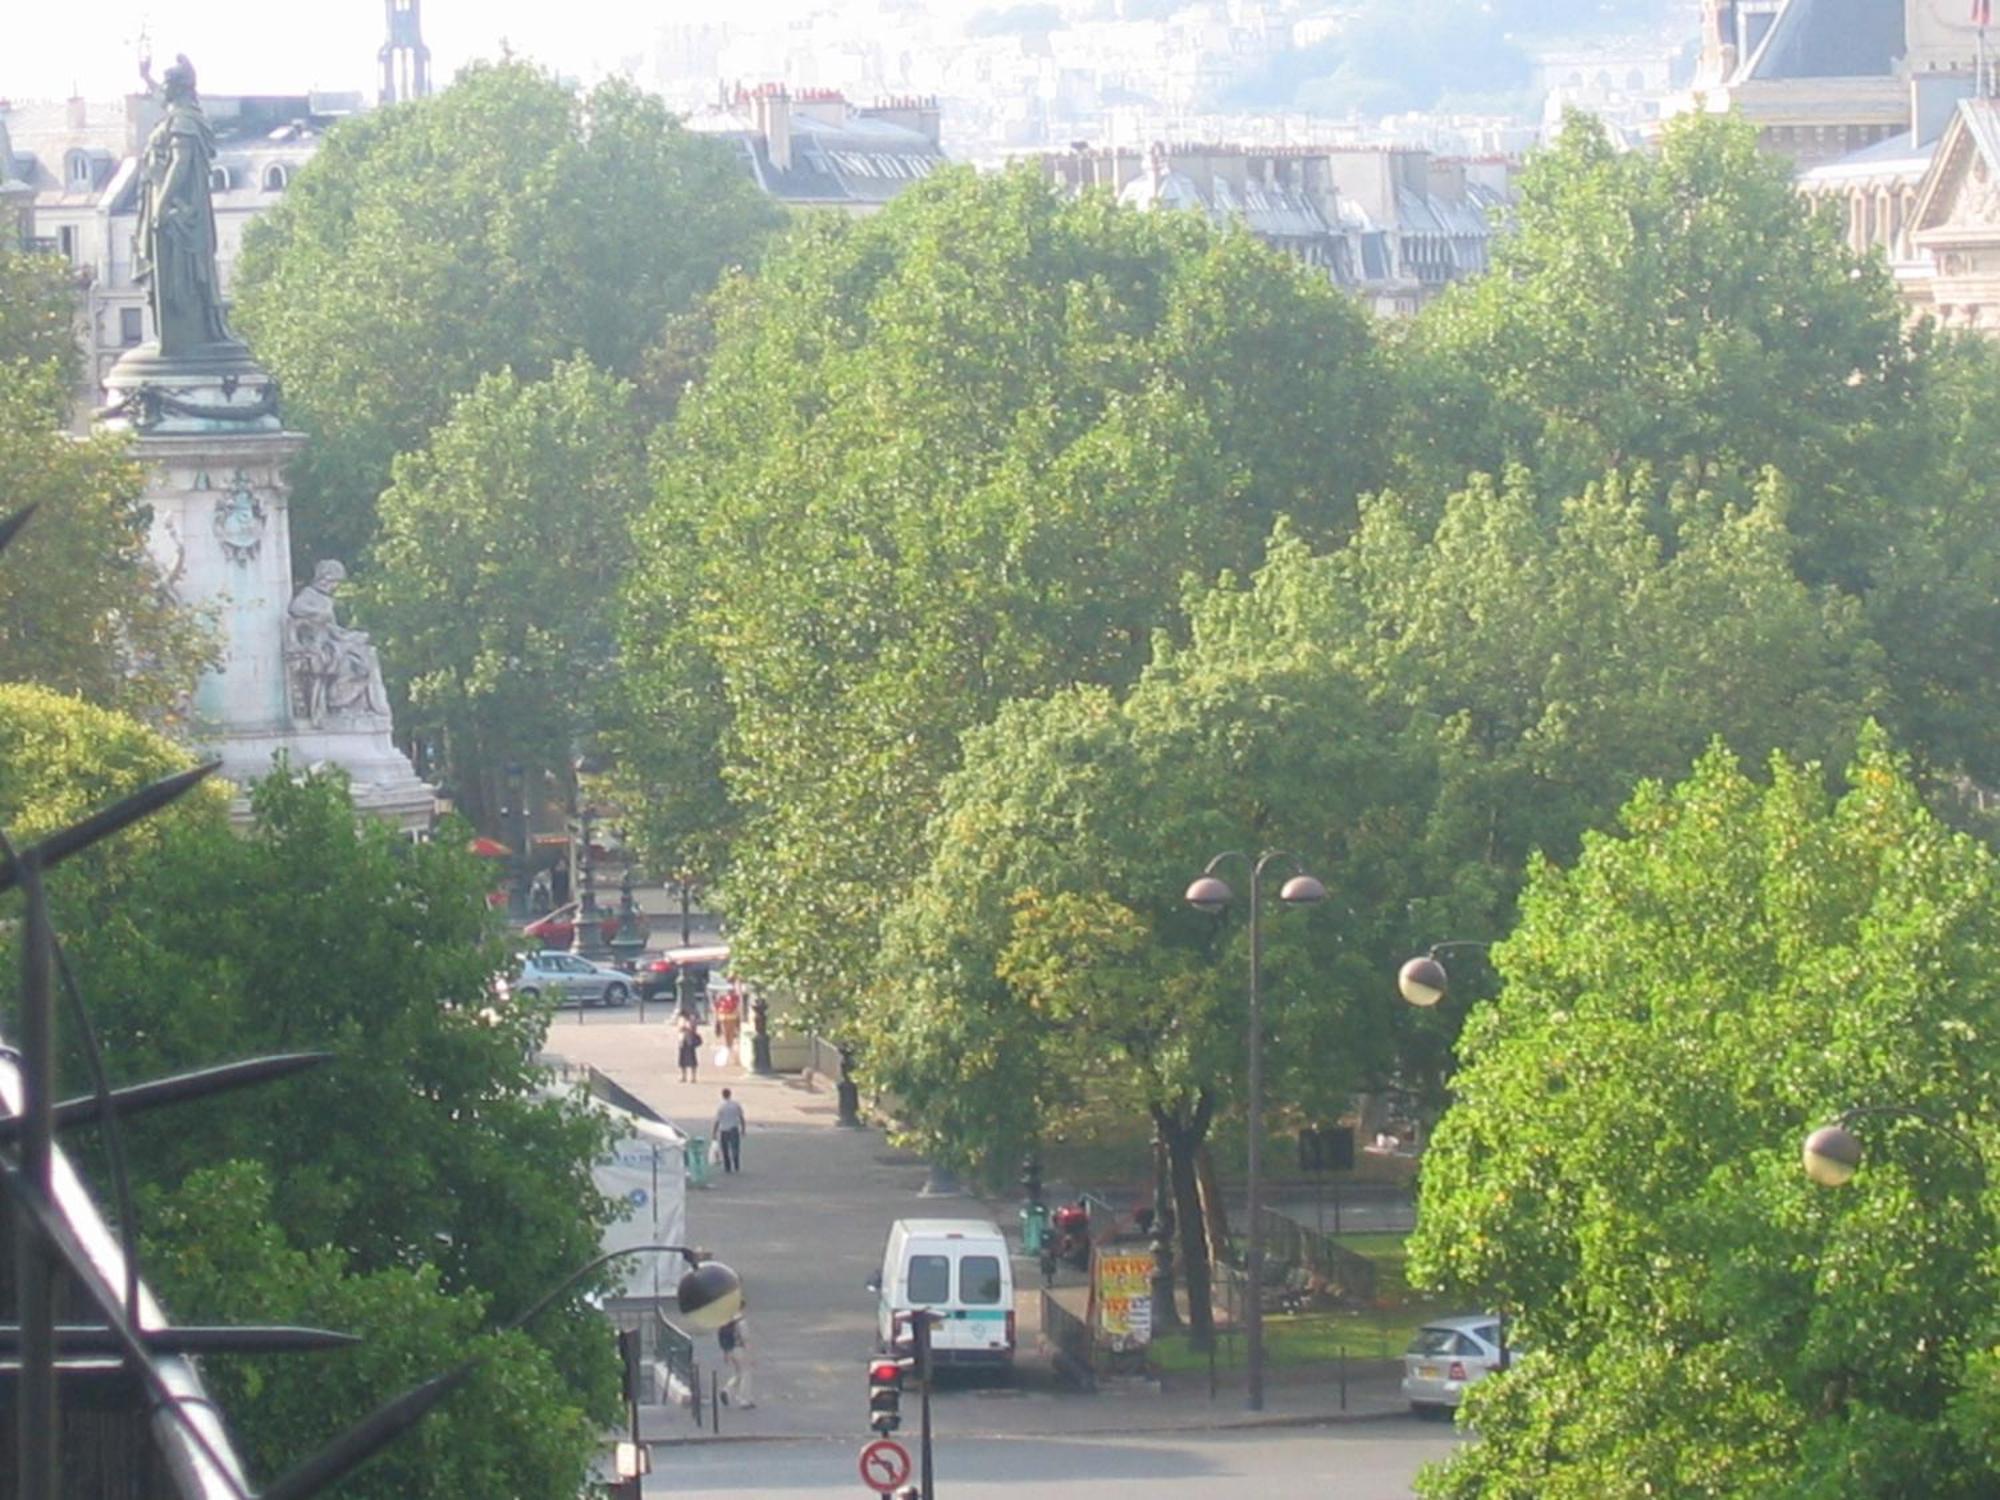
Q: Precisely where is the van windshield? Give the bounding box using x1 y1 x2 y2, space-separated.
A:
908 1254 950 1303
960 1254 1003 1305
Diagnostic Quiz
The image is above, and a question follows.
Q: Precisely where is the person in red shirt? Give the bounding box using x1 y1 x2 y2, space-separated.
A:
715 984 743 1059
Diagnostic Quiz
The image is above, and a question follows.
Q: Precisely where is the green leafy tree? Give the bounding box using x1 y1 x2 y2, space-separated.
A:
0 243 83 393
144 1163 599 1499
625 167 1392 1024
43 768 621 1447
0 260 214 713
1398 111 1913 590
1410 730 2000 1498
233 59 778 564
0 691 620 1495
364 358 650 828
869 461 1888 1331
1398 108 2000 789
870 651 1421 1342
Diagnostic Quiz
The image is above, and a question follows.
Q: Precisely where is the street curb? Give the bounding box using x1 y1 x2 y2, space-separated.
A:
646 1406 1412 1447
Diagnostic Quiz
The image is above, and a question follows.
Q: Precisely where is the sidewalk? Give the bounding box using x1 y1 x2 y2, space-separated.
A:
543 1017 1411 1444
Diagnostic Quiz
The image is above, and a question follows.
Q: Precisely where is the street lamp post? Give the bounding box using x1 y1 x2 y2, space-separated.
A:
505 763 530 921
573 805 611 961
1185 850 1325 1413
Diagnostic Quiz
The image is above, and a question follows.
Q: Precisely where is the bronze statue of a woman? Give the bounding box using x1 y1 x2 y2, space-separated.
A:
134 54 234 356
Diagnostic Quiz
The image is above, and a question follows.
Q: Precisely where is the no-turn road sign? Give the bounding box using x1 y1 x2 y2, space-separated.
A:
858 1436 912 1493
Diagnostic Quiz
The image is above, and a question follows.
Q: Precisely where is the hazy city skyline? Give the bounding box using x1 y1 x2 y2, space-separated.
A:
3 0 748 102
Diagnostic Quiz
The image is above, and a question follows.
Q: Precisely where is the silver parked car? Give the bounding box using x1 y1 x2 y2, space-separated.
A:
1402 1315 1508 1415
505 950 632 1008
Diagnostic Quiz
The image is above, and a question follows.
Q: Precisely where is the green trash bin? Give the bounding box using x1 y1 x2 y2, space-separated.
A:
686 1135 713 1189
1020 1201 1049 1255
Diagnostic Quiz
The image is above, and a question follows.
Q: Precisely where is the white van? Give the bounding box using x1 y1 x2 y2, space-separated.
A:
873 1218 1016 1367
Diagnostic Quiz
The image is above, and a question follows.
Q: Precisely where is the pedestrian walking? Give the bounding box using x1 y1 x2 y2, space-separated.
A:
717 1307 755 1409
713 1087 746 1173
676 1010 703 1084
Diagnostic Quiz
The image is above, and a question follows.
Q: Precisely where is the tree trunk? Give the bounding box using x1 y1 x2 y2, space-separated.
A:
1158 1093 1216 1349
1196 1144 1230 1270
1149 1129 1181 1333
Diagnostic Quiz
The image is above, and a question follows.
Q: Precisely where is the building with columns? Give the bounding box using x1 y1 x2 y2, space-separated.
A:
1675 1 2000 331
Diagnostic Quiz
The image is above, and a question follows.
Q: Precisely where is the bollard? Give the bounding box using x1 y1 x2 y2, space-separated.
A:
1338 1344 1347 1411
711 1369 721 1433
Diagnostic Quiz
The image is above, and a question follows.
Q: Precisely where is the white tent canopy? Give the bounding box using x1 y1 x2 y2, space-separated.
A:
582 1094 690 1300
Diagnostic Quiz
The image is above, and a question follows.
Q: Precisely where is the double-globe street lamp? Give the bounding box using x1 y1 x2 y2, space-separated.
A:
1184 851 1326 1412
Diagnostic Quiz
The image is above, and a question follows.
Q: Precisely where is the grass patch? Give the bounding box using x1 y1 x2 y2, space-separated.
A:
1149 1230 1457 1374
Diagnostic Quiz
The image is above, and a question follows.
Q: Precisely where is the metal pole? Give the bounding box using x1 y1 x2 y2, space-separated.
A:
1245 855 1266 1413
17 857 57 1500
916 1313 936 1500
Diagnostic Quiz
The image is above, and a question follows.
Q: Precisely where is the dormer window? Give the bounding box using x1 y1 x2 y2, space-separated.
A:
262 164 289 191
65 150 93 187
210 166 233 192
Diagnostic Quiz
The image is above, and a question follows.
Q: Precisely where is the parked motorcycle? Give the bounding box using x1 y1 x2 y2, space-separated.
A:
1038 1201 1093 1286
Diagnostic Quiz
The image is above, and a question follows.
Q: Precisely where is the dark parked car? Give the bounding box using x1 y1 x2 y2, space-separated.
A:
639 943 731 1010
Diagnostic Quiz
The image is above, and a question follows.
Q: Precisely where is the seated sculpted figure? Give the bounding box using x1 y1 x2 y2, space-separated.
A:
286 560 390 726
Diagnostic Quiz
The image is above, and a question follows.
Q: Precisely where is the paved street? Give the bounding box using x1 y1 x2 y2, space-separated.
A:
642 1426 1464 1497
549 1015 1452 1496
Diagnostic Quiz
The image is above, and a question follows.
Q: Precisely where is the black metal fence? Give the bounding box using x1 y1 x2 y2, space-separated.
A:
1258 1206 1378 1304
1041 1290 1097 1390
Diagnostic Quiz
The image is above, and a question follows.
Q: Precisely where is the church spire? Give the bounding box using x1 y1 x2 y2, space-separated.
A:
379 0 432 106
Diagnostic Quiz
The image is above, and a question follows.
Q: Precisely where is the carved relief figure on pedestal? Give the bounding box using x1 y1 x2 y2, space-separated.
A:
211 473 267 564
285 560 391 727
134 53 233 356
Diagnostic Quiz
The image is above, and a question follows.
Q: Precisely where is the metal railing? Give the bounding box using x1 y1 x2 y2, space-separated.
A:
805 1033 845 1083
1041 1290 1096 1390
1257 1206 1377 1304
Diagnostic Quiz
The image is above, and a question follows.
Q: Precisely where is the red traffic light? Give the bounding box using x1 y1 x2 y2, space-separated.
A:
869 1360 905 1384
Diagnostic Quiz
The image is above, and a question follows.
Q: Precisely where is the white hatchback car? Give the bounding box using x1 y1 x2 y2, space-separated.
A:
504 950 633 1008
1402 1315 1508 1415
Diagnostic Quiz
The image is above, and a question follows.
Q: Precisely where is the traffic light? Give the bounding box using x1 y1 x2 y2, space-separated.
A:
617 1327 644 1407
1020 1154 1043 1204
868 1353 912 1434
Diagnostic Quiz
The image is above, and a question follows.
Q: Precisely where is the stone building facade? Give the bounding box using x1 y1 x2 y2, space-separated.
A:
1034 141 1511 316
2 91 359 403
687 86 949 213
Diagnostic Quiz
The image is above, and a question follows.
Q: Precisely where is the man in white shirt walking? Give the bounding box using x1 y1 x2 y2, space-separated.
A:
713 1087 747 1174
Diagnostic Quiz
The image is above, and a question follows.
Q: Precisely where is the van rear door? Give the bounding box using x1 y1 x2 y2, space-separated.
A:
950 1246 1013 1357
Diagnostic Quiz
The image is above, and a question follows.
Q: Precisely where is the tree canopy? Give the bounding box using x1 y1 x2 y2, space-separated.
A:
364 358 650 826
623 165 1392 1021
233 59 778 564
866 458 1888 1327
1410 730 2000 1498
0 253 214 715
0 705 619 1496
1398 113 1913 583
1397 110 2000 791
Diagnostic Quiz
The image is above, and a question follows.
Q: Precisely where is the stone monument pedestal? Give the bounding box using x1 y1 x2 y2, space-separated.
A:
102 344 433 833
